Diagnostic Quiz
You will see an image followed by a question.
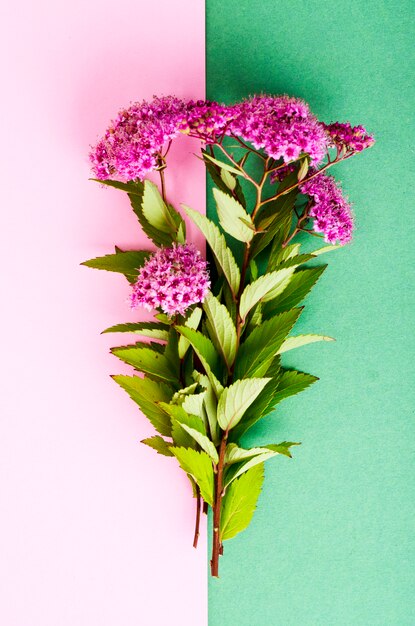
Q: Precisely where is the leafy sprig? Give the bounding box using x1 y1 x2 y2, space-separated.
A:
83 120 370 577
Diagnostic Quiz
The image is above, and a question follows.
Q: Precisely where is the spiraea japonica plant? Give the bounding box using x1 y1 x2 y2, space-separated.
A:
83 95 374 576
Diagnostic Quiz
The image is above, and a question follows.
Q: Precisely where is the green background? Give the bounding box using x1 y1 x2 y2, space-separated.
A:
206 1 415 624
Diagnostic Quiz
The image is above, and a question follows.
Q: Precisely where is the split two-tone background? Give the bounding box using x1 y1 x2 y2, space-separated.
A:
0 1 414 624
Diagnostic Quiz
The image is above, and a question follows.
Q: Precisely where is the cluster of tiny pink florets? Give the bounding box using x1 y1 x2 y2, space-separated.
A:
90 95 347 182
324 122 375 153
301 173 353 245
182 99 233 140
130 244 210 316
90 96 187 182
226 95 329 165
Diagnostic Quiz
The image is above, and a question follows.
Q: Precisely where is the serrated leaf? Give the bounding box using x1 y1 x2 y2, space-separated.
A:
182 392 206 418
193 372 220 445
178 307 203 358
183 206 240 295
203 293 237 371
225 442 299 485
225 452 275 485
203 152 242 176
277 334 335 354
234 309 302 379
141 180 177 233
112 375 173 436
160 403 205 448
213 188 254 242
264 266 326 316
175 326 223 396
101 322 169 341
217 378 271 431
271 369 318 405
91 178 144 195
171 447 214 506
229 377 280 441
81 249 149 283
312 244 342 256
203 153 246 208
220 463 264 541
225 441 299 465
141 436 174 457
178 424 219 463
111 345 178 383
239 269 295 321
220 169 237 190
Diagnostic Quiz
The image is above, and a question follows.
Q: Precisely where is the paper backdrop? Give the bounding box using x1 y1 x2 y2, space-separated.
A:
206 1 415 625
0 2 206 625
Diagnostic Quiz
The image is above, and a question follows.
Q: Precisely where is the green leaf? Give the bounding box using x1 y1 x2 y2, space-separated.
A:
203 293 237 371
225 452 275 485
312 244 342 256
220 169 237 190
213 188 254 243
111 345 178 383
161 403 205 448
203 153 246 208
234 309 302 379
217 378 271 431
141 435 174 457
175 326 223 395
239 269 295 321
297 155 310 181
178 307 203 358
178 424 219 463
224 442 300 486
271 369 318 405
91 178 144 195
193 372 220 445
183 205 240 295
229 377 280 441
265 441 301 458
225 443 268 464
277 334 335 354
264 266 326 316
220 463 264 541
141 180 177 233
203 152 242 176
112 375 173 436
225 441 299 465
101 322 169 341
182 392 206 419
81 249 149 283
171 447 214 506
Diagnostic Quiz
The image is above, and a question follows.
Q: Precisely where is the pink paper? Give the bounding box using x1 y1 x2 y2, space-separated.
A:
0 2 207 624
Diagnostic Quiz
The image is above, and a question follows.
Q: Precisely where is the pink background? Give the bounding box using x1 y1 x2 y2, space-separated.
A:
0 2 207 625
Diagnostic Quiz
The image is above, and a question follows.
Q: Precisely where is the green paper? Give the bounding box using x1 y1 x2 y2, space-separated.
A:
207 0 415 623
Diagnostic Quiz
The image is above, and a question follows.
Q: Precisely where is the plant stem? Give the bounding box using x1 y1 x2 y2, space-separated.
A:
259 152 354 210
159 166 167 203
211 432 228 577
193 487 202 549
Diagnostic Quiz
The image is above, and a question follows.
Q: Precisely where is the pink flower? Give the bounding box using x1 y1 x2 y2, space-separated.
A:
324 122 375 153
227 95 329 165
301 172 353 245
89 96 187 182
130 244 210 316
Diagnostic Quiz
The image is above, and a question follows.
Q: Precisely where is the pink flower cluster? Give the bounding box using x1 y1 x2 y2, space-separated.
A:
90 96 187 181
182 99 232 140
301 173 353 245
130 244 210 316
227 95 329 165
90 95 374 183
324 122 375 153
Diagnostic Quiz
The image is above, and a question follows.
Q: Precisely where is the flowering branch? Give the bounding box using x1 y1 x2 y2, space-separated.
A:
84 94 374 578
